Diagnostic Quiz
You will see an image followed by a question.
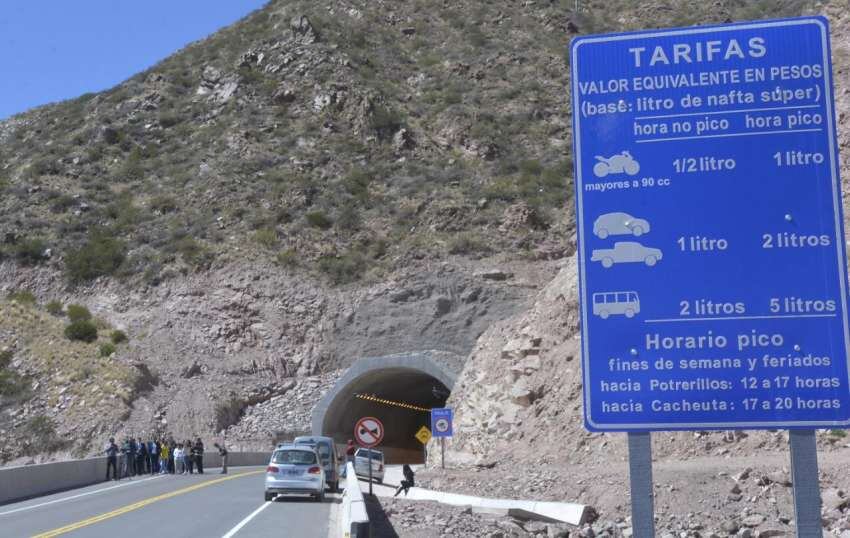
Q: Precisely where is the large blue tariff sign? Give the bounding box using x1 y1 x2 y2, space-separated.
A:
570 17 850 431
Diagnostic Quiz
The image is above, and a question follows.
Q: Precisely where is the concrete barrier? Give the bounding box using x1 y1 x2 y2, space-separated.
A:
339 462 370 538
0 451 271 506
371 466 590 526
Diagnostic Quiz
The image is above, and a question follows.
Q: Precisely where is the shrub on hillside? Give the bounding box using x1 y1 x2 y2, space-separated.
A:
335 204 361 232
173 237 213 268
64 320 98 342
99 343 116 357
7 290 36 305
14 238 49 265
110 330 128 344
305 211 333 230
46 300 64 316
64 232 126 283
252 228 278 249
66 304 92 323
276 249 298 267
447 233 490 255
318 251 366 285
21 416 69 455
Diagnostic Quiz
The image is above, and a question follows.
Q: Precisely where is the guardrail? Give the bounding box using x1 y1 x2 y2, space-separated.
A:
339 462 370 538
0 451 271 506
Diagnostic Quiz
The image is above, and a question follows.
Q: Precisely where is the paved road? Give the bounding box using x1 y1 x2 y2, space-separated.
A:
0 466 338 537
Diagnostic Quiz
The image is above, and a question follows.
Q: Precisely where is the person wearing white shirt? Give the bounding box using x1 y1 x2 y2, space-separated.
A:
174 444 185 474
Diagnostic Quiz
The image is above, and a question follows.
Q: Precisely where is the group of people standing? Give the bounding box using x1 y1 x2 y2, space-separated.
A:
105 436 223 480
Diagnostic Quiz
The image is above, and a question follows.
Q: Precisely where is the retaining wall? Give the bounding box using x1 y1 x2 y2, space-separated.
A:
0 452 270 506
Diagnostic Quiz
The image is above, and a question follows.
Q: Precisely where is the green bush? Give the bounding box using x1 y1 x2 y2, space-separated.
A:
305 211 333 230
110 330 128 344
276 249 298 267
21 416 68 455
99 343 116 357
66 304 92 323
158 112 182 128
64 232 126 283
0 369 27 397
447 233 490 255
64 320 98 342
173 237 213 268
46 300 64 316
121 147 144 180
150 195 178 214
253 228 278 249
369 106 404 140
8 290 36 305
343 169 371 202
14 238 49 265
318 251 367 285
336 204 361 232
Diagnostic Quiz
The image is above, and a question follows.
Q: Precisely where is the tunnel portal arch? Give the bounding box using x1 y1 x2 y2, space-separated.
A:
312 352 457 463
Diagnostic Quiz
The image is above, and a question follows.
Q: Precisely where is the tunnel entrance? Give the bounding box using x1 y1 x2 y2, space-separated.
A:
312 353 456 464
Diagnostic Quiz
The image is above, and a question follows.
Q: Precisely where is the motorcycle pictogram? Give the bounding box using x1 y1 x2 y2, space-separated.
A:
593 151 640 177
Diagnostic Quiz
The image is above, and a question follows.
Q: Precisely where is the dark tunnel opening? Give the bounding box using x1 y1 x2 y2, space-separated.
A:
318 367 451 464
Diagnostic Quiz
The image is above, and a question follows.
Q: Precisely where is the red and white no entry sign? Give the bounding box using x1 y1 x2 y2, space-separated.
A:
354 416 384 448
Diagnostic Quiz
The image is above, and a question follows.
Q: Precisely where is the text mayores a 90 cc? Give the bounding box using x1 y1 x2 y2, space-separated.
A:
570 17 850 432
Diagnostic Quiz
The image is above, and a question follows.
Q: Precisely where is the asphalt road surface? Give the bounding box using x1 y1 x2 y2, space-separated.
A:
0 466 338 537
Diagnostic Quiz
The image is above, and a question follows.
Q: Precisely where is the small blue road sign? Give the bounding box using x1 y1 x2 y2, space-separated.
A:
571 17 850 431
431 408 453 438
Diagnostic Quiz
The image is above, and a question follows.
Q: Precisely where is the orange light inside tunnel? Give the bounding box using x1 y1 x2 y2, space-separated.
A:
354 393 433 413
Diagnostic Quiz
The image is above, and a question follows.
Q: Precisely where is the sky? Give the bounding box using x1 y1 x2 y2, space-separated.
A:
0 0 268 120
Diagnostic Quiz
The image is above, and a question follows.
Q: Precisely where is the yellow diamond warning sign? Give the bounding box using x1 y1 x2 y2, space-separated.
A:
415 426 432 445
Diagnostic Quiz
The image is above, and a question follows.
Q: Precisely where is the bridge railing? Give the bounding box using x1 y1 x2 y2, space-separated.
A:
339 462 370 538
0 452 271 506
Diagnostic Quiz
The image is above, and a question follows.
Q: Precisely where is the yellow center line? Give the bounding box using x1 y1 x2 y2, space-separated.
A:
31 470 264 538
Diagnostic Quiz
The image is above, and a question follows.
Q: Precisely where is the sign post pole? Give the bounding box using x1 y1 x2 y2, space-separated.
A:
628 433 655 538
789 430 821 537
368 451 373 497
440 437 445 470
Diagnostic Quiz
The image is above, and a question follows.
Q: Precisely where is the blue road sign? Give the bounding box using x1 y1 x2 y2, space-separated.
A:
431 408 453 437
571 17 850 432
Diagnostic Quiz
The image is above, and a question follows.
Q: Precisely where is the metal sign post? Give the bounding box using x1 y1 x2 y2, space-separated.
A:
628 433 655 538
789 430 821 537
570 17 848 536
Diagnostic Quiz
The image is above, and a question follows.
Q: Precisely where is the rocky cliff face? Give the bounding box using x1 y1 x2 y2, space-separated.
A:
0 256 546 461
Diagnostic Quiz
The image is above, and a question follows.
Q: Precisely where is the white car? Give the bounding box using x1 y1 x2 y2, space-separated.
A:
353 448 384 484
591 242 662 268
593 212 650 238
265 444 326 502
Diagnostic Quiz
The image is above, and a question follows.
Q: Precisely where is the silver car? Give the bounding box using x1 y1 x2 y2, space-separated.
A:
593 212 650 238
353 448 384 484
292 435 340 493
265 444 326 502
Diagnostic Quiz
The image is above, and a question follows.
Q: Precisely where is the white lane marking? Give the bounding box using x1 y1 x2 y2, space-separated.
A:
221 501 272 538
327 494 340 538
0 475 162 517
